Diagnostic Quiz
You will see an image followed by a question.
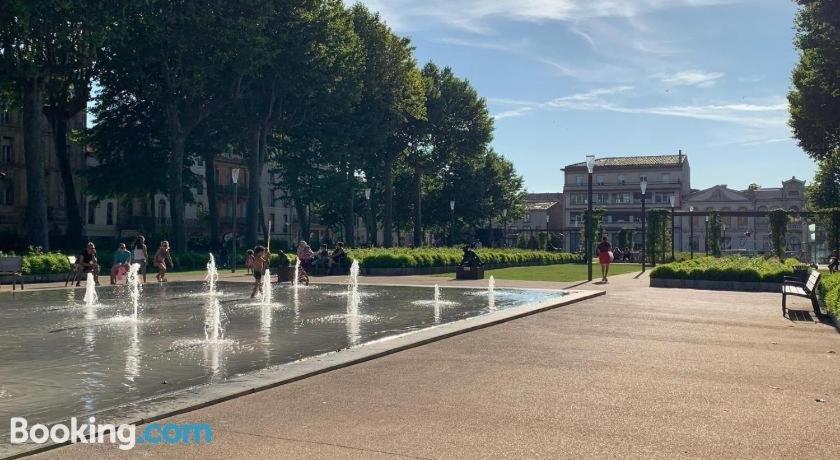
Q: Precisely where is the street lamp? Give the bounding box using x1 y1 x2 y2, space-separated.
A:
689 205 694 259
669 195 676 262
585 155 595 282
640 178 648 271
449 200 455 246
231 168 240 273
722 223 727 252
502 208 507 247
364 188 373 246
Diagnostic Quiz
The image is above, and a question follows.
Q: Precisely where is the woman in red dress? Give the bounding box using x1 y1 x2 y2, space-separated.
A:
596 236 613 283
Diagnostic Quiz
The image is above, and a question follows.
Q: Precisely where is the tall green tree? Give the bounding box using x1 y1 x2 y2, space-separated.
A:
0 0 112 248
97 0 259 250
350 5 426 247
789 0 840 162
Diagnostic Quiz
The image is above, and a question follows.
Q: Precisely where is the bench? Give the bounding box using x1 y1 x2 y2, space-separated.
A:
782 270 822 318
0 256 24 290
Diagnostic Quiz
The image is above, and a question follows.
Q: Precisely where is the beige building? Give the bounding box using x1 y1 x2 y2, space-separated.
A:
680 178 807 254
562 153 691 251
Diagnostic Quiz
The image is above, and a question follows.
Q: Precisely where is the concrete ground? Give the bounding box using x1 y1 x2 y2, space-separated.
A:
29 270 840 459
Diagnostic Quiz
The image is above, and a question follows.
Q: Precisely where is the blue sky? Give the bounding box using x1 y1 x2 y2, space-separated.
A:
357 0 816 193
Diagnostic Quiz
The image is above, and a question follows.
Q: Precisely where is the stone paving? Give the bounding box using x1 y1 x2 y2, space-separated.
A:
20 270 840 459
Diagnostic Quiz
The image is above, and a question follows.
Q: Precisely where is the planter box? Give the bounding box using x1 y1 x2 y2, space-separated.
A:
650 277 781 293
456 265 484 280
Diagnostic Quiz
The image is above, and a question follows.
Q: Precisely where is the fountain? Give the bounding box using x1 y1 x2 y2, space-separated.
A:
346 260 361 345
261 268 272 304
204 254 224 342
488 275 496 310
83 273 98 307
434 284 441 323
292 258 301 291
127 263 142 320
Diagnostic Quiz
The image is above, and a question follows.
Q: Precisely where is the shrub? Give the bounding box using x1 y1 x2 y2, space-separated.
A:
818 273 840 318
345 247 581 269
649 256 797 283
20 252 71 275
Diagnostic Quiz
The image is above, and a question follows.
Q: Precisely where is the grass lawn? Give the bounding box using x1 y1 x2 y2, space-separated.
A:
438 263 643 282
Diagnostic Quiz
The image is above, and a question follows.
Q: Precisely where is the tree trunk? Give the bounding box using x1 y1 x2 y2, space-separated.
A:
168 135 187 251
204 156 220 249
294 197 309 242
382 158 394 247
47 114 84 247
22 78 50 249
344 163 355 247
413 165 422 247
245 125 262 247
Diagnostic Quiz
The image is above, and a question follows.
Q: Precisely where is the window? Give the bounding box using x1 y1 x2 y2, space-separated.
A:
1 183 13 206
87 201 96 225
1 137 12 163
613 193 631 204
158 199 166 223
618 175 625 185
661 173 670 183
596 175 605 185
575 175 584 186
214 168 221 185
523 213 531 223
106 202 114 225
270 213 275 233
569 193 586 205
0 107 10 124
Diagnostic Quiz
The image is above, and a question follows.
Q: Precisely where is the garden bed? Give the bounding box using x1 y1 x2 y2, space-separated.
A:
818 273 840 320
649 256 799 292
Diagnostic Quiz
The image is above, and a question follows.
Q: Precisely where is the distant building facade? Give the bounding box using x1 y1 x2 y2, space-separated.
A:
562 153 691 251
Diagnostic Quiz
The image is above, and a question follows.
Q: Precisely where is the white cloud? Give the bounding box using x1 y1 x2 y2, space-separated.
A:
656 70 725 87
493 107 535 120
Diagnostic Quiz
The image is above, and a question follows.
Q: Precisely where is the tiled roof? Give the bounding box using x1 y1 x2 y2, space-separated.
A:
566 154 686 169
527 201 559 211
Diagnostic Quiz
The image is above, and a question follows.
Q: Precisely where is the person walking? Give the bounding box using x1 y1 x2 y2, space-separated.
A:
596 236 613 283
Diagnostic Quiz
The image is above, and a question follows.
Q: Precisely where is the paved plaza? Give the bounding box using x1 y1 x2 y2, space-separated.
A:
24 270 839 459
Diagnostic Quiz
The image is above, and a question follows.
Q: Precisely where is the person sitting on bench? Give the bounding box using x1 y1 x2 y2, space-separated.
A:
77 242 100 286
329 242 350 274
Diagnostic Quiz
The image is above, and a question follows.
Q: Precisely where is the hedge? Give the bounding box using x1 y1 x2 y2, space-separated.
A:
19 252 72 275
649 256 800 283
818 273 840 318
346 248 581 269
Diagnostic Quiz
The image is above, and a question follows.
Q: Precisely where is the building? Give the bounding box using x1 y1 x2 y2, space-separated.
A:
0 104 88 243
679 178 807 253
562 153 691 251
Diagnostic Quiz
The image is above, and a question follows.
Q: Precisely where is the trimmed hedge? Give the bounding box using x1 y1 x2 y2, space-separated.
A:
649 256 799 283
346 248 580 269
20 252 72 275
818 273 840 318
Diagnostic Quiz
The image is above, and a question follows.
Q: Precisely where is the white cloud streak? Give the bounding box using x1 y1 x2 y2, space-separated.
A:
656 70 725 87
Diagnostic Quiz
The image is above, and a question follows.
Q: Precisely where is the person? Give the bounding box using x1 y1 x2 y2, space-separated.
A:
110 242 132 285
829 251 839 274
76 242 100 286
153 240 174 282
329 242 350 274
297 241 315 273
244 249 255 275
596 236 613 283
131 236 149 283
250 245 270 299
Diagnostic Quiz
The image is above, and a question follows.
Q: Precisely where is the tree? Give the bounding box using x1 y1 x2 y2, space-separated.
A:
350 5 426 247
807 155 840 210
768 209 790 259
0 0 109 248
789 0 840 162
96 0 259 250
408 63 493 246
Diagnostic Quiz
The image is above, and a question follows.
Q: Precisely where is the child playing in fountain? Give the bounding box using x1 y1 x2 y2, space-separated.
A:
244 249 255 274
250 245 270 299
154 240 174 282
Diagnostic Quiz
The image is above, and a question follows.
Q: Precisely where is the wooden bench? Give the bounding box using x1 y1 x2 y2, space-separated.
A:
782 270 822 318
0 256 24 290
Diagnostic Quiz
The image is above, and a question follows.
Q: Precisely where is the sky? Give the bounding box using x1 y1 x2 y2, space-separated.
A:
355 0 817 193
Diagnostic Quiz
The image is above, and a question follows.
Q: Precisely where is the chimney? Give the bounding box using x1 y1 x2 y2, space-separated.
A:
678 149 683 163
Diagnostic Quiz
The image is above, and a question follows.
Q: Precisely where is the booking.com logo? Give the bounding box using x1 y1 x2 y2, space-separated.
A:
10 417 213 450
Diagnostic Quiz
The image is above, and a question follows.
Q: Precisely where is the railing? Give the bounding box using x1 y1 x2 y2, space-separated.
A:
567 180 682 188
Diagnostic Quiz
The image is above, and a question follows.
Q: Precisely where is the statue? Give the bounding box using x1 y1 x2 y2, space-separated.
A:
459 245 483 268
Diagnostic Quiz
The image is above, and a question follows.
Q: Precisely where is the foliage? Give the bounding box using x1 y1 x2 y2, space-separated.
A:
618 228 635 250
346 248 581 269
768 209 790 259
20 252 71 275
818 273 840 317
646 209 672 264
650 256 799 283
706 211 722 257
789 0 840 161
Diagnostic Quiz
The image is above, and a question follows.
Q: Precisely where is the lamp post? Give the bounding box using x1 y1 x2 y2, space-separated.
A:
585 155 595 282
364 188 373 246
669 195 676 262
705 216 710 255
640 178 648 271
502 208 507 248
231 168 240 273
545 214 550 251
689 206 694 259
722 223 727 252
449 200 455 246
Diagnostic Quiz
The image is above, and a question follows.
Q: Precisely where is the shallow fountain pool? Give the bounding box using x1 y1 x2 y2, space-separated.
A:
0 281 567 451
